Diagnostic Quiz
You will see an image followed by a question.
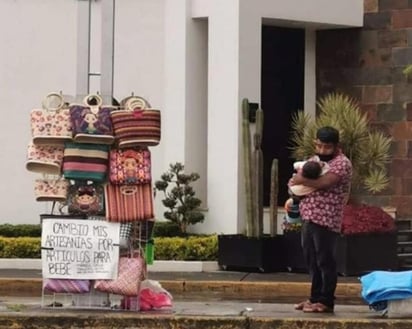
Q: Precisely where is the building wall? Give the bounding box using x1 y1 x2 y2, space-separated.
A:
316 0 412 218
0 0 165 224
0 0 363 233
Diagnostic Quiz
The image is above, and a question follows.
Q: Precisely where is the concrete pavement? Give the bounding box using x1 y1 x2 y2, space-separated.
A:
0 295 408 329
0 269 361 302
0 269 410 328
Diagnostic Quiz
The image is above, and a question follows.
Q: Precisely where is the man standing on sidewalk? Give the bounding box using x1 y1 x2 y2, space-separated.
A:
289 126 352 313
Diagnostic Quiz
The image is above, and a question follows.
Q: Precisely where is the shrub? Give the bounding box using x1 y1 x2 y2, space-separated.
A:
153 221 183 237
290 92 392 194
0 222 184 239
0 224 41 237
0 235 218 260
0 237 41 258
154 235 218 261
342 204 396 234
154 163 205 234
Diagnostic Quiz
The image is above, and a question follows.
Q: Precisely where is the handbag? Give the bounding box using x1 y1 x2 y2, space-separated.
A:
94 254 146 296
109 147 151 185
26 142 64 175
34 178 69 202
111 96 161 148
30 92 72 145
67 182 105 216
63 142 109 182
104 184 154 222
69 94 115 145
43 278 91 294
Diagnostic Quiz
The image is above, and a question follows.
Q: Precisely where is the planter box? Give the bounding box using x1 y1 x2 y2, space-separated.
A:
337 231 398 276
218 234 285 272
282 230 398 276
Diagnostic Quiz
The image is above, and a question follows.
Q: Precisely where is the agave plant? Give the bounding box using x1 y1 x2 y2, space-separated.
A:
289 92 392 194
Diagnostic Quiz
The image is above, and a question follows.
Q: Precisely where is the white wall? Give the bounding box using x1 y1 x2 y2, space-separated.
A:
0 0 362 234
0 0 165 224
0 0 78 222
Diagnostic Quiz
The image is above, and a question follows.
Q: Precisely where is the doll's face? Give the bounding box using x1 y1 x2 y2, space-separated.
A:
84 113 98 124
77 193 96 205
124 158 137 170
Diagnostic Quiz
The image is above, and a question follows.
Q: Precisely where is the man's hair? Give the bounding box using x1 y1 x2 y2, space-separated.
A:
302 161 322 179
316 126 339 145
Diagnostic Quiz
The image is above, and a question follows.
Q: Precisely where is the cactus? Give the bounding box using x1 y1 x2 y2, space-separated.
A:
242 97 267 238
242 98 255 236
269 158 279 236
253 108 264 237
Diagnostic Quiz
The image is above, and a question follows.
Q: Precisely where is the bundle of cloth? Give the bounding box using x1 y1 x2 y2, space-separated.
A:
360 270 412 311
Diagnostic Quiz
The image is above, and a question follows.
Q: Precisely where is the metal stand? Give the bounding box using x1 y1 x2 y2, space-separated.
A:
76 0 115 104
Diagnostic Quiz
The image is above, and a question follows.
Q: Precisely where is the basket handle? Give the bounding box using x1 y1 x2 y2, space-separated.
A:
125 96 149 112
41 92 65 112
83 94 103 114
120 185 138 196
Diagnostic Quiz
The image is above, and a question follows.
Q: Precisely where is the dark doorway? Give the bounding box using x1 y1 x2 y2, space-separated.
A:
261 26 305 207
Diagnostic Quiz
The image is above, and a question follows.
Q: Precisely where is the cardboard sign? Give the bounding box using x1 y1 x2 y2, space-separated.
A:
41 218 120 279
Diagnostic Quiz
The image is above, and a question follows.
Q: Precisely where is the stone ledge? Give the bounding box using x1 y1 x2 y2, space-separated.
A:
0 311 409 329
0 278 361 299
0 259 219 272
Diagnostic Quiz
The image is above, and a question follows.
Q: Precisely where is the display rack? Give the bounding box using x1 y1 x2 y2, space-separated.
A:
40 217 154 311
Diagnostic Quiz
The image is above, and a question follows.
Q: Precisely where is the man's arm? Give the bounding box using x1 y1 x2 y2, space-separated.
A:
290 171 340 190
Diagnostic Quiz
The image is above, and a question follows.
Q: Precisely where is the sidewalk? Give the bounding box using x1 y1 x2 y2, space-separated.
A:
0 269 410 328
0 269 361 302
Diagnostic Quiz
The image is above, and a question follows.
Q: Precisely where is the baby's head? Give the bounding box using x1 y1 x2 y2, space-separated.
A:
302 161 322 179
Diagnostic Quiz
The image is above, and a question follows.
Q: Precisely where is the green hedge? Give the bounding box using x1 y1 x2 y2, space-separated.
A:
154 235 218 261
0 237 41 258
0 235 218 260
0 224 41 237
0 222 181 238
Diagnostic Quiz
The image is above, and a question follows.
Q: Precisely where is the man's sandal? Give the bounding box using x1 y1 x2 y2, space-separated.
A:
303 302 334 313
294 300 311 311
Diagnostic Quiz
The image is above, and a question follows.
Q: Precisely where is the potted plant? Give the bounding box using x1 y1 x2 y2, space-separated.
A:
286 92 397 275
217 99 285 272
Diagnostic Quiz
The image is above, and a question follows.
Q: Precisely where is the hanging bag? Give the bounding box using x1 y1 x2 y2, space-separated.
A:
30 92 72 145
69 94 116 145
26 142 64 175
34 176 69 202
43 278 91 294
104 183 154 222
111 96 161 148
94 250 146 296
109 147 151 185
67 181 105 216
62 142 109 182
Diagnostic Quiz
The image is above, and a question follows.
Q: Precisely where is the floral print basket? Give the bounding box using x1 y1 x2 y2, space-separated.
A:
30 92 73 145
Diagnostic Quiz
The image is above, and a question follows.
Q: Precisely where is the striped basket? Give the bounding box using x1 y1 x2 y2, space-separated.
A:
63 142 109 182
43 279 91 293
104 183 154 222
111 96 160 148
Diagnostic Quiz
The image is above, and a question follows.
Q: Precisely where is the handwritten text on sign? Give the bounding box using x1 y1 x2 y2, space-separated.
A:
41 219 120 280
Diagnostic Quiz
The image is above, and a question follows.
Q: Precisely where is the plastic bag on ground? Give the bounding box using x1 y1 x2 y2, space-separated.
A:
139 279 173 311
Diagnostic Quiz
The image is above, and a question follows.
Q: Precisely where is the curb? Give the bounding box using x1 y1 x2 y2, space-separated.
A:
0 259 220 272
0 278 361 300
0 312 409 329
